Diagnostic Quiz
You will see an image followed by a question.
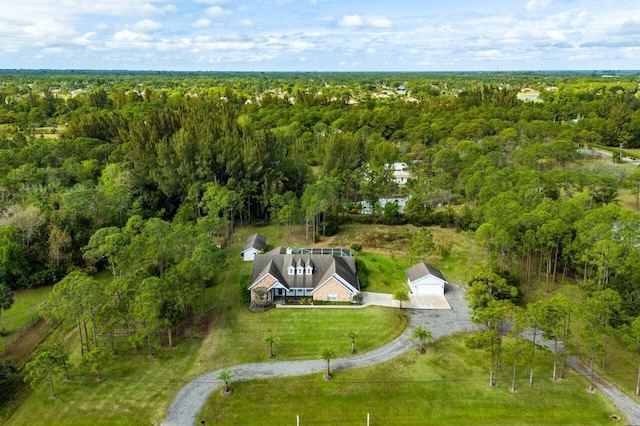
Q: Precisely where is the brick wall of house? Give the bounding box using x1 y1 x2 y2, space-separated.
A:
251 275 277 302
313 277 353 302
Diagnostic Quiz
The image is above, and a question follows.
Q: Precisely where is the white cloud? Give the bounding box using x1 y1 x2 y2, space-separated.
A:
366 16 392 28
164 4 178 13
73 32 97 46
526 0 551 11
193 18 212 29
339 14 392 28
95 23 109 31
206 6 231 18
340 15 364 27
133 19 163 33
112 30 152 43
236 19 253 27
546 30 565 41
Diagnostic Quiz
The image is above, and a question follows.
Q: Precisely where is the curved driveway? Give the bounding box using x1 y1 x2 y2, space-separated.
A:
162 284 640 425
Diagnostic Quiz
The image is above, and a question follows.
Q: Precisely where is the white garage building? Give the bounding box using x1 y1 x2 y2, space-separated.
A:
405 262 447 296
241 233 267 262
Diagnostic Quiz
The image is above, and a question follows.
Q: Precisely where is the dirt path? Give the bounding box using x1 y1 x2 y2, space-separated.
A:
1 319 52 365
162 285 639 425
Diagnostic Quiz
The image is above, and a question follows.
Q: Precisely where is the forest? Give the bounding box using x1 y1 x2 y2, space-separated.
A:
1 70 640 415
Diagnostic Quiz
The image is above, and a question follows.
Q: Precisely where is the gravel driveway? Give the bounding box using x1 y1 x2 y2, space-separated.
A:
162 284 640 425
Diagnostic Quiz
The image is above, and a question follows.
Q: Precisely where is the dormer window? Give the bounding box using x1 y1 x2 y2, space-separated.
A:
297 266 304 275
287 266 295 275
305 265 313 275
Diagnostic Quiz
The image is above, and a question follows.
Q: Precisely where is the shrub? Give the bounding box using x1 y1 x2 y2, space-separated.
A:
351 243 363 253
355 258 368 289
240 274 252 304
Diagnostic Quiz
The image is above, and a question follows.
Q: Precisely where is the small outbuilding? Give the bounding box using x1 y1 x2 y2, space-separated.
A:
405 262 447 296
241 233 267 261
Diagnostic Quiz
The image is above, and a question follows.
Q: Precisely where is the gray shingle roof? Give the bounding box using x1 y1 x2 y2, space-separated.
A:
250 251 359 291
242 233 267 253
405 262 447 283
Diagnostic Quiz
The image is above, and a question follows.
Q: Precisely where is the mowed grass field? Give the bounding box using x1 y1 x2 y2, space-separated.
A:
200 336 624 425
0 286 51 353
5 225 407 425
5 222 637 425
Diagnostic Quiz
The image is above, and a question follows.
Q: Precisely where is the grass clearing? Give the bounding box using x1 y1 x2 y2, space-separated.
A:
200 335 623 425
1 286 52 353
6 224 407 425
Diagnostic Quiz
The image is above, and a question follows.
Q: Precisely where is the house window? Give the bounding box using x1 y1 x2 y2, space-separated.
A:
305 266 313 275
327 293 338 301
297 266 304 275
287 266 295 275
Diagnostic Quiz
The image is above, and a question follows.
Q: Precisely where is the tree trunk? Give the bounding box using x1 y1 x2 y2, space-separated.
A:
168 327 173 348
602 334 607 369
62 360 70 381
83 321 91 352
589 351 595 392
76 317 85 356
552 339 558 381
147 331 153 357
48 371 56 397
511 360 517 392
552 241 560 290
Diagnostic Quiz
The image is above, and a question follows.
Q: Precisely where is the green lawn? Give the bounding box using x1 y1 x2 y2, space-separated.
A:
6 224 407 425
200 335 623 425
1 286 52 352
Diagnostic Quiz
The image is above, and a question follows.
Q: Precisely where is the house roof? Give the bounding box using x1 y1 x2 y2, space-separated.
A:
405 262 447 283
250 251 359 291
242 233 267 253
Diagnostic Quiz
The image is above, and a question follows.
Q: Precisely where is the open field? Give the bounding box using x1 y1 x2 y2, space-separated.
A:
331 223 476 288
1 286 51 354
5 223 640 425
5 225 407 425
200 335 623 425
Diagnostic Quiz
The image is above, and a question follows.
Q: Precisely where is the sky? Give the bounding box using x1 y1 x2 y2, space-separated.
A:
0 0 639 71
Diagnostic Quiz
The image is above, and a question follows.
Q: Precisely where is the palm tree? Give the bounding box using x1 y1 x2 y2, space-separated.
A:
321 348 337 380
410 326 433 354
347 330 358 354
0 284 14 327
217 369 234 395
393 289 410 310
264 334 280 358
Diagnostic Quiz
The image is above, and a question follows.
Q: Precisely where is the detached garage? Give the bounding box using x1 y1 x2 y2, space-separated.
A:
405 262 447 296
241 233 267 262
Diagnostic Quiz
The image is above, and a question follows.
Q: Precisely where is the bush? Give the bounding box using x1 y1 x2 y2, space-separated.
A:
240 274 252 304
351 243 363 253
355 258 368 289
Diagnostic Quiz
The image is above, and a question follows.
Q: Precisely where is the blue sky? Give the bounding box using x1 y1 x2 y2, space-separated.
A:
1 0 639 71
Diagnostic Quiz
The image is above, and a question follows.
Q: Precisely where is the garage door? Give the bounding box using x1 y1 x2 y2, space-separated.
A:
416 284 443 296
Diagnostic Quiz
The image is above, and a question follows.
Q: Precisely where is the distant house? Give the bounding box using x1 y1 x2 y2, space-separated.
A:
405 262 447 296
386 162 411 185
361 196 410 215
241 233 267 261
248 247 360 304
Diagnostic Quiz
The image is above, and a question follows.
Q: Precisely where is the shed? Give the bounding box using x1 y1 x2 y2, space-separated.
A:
241 233 267 261
405 262 447 296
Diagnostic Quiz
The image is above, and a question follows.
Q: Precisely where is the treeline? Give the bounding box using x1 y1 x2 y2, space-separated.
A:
0 72 638 336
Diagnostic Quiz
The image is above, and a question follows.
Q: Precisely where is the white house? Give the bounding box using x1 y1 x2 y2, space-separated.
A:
241 233 267 261
405 262 447 296
386 162 411 185
360 196 410 215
